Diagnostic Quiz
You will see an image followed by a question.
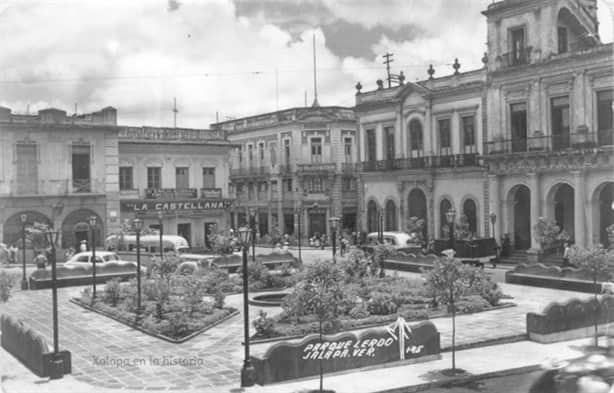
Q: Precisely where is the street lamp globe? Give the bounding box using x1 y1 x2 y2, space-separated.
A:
489 213 496 225
157 211 163 220
328 216 340 230
89 216 97 227
446 208 457 225
238 226 252 246
133 218 143 232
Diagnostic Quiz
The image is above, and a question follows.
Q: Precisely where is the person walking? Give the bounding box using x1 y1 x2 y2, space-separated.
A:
79 240 88 252
562 242 571 267
33 251 47 269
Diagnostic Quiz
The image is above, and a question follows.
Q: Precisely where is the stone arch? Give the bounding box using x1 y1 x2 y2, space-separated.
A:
438 197 454 238
61 209 104 249
408 188 428 240
546 182 575 241
591 181 614 247
461 195 480 236
2 211 52 247
506 184 531 249
384 199 397 231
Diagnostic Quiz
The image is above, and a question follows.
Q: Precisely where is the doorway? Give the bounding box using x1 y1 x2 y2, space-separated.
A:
512 185 531 249
309 213 326 238
204 222 216 249
177 223 192 247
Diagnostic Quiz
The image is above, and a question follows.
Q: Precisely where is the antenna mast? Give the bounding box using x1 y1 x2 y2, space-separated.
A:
312 32 320 107
173 97 178 128
383 52 394 88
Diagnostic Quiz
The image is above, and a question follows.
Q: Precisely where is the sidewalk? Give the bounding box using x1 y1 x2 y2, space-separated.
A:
0 337 598 393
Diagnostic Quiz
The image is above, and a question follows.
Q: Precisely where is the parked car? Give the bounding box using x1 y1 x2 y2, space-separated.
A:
63 251 137 268
365 231 421 249
177 253 218 270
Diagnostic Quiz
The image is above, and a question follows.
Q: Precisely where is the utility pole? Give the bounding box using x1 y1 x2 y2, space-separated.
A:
383 52 394 88
173 97 178 128
312 32 319 107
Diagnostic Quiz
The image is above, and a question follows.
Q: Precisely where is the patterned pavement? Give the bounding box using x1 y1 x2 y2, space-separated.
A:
0 258 594 390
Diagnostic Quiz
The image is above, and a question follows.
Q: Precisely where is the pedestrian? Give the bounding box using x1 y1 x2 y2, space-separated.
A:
562 242 571 267
340 237 347 256
8 244 17 264
79 240 88 252
33 250 47 269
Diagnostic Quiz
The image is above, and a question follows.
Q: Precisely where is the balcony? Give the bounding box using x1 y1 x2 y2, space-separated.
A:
119 189 140 199
200 188 222 199
297 163 336 173
342 162 358 173
279 164 294 175
485 131 614 155
499 46 532 68
361 154 481 172
145 188 198 200
72 178 92 193
229 167 269 178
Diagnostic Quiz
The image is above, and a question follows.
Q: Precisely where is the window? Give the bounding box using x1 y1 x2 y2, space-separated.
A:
238 148 243 165
344 137 352 162
235 183 243 194
558 27 568 54
284 139 290 166
283 178 293 192
248 183 254 199
259 142 265 161
176 167 189 189
510 103 528 152
311 137 322 163
462 115 475 148
366 129 376 161
463 199 478 235
510 27 525 65
551 96 570 150
342 177 356 192
119 167 133 190
147 167 161 189
409 119 423 152
438 119 451 150
248 145 253 166
597 90 613 145
16 143 37 194
202 167 215 188
271 180 278 195
269 142 277 166
384 126 395 161
72 144 91 192
308 177 323 192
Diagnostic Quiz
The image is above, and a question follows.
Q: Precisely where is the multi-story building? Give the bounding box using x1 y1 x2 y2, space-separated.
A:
117 126 235 249
214 105 358 239
0 106 121 249
355 0 613 254
0 106 236 252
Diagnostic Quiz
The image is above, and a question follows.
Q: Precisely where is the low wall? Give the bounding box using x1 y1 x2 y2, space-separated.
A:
527 296 614 343
211 253 298 273
1 315 71 377
383 254 438 273
505 263 608 293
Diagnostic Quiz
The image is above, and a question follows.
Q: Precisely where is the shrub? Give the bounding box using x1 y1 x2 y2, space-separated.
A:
455 295 490 313
348 302 370 319
253 310 276 337
103 279 122 306
367 292 398 315
259 234 273 245
0 271 16 303
161 312 190 338
178 275 208 316
340 250 371 283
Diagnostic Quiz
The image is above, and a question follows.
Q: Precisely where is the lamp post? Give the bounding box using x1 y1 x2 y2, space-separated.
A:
329 216 340 263
238 226 256 387
20 214 28 290
89 216 97 300
248 208 257 262
295 208 304 263
45 228 64 379
157 211 164 260
446 209 457 252
490 213 497 268
133 218 143 312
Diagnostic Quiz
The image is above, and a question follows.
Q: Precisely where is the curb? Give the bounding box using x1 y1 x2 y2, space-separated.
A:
374 363 543 393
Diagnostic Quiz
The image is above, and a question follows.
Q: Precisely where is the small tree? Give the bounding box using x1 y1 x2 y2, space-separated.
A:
0 271 16 302
301 260 346 392
407 217 425 244
422 251 471 374
533 217 561 252
569 245 614 347
372 244 396 278
25 222 51 252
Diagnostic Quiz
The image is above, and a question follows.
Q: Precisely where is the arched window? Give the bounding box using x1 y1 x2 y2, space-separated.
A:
385 200 397 231
440 199 452 238
409 119 423 153
463 199 477 235
367 201 378 233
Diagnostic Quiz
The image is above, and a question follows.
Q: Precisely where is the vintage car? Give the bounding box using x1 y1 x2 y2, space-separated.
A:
63 251 137 268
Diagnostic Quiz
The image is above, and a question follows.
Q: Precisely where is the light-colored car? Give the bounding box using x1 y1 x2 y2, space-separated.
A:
63 251 136 268
366 231 421 249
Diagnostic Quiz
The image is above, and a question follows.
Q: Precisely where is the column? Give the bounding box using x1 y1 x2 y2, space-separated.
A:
528 172 540 250
572 170 586 247
488 174 501 239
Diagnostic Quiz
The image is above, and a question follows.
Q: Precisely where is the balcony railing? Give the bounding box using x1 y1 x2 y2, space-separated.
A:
119 189 140 199
145 188 198 200
229 167 269 177
342 162 357 173
279 164 294 175
499 46 532 68
200 188 222 199
485 131 613 155
297 163 337 173
361 153 480 172
72 178 91 193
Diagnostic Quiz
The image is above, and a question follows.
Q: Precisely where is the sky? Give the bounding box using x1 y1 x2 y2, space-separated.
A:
0 0 612 129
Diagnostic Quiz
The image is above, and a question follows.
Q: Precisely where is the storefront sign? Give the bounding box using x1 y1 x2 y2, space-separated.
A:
121 199 232 212
252 318 440 385
200 188 222 199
